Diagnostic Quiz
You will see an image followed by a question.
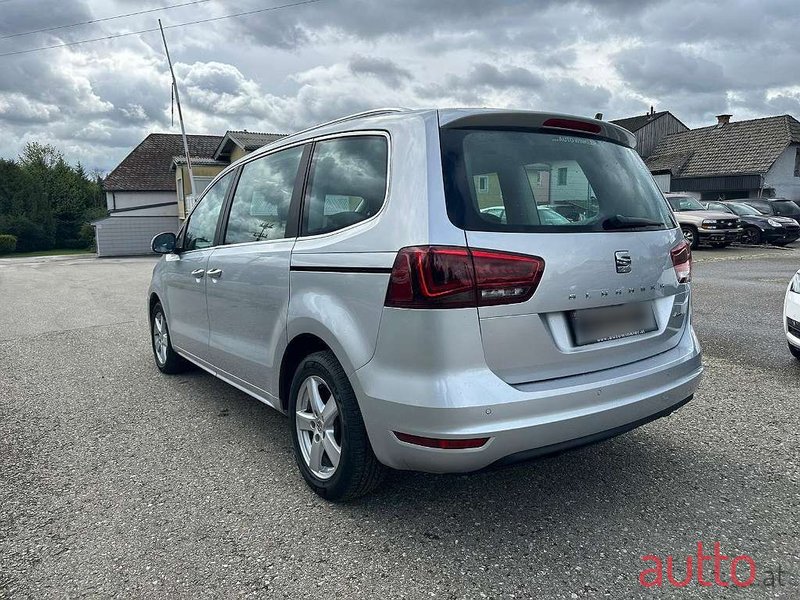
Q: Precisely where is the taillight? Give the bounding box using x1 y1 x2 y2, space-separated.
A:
384 246 544 308
671 240 692 283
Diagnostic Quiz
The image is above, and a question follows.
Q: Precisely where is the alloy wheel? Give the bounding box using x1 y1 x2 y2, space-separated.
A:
152 312 169 366
295 375 342 480
682 228 695 246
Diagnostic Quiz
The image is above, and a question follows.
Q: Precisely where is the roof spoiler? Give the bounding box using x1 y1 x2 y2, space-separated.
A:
439 110 636 148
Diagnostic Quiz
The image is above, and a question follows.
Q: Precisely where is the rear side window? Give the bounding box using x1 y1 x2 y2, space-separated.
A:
440 128 675 233
302 136 388 236
224 146 304 244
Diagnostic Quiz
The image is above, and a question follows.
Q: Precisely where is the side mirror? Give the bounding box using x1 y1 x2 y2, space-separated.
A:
151 232 177 254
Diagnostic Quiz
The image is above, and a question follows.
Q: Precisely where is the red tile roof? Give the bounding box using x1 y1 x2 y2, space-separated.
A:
103 133 223 192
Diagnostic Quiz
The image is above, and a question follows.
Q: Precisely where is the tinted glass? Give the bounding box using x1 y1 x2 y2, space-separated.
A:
303 136 388 235
441 128 675 232
706 202 734 214
224 146 304 244
184 171 233 250
772 201 800 216
726 202 761 216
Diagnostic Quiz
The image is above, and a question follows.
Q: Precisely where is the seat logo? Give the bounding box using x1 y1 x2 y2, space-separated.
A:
615 250 632 273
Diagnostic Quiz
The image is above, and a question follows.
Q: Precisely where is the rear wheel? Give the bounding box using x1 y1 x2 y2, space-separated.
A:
289 350 385 501
741 227 762 245
790 343 800 360
681 226 699 249
150 302 187 374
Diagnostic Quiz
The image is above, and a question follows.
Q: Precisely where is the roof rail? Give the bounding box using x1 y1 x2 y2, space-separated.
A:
281 108 408 141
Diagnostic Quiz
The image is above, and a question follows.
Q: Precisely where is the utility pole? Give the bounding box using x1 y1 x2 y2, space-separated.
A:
158 19 196 206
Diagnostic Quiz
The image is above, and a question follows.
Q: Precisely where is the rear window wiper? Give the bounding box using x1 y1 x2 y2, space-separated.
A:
602 215 666 230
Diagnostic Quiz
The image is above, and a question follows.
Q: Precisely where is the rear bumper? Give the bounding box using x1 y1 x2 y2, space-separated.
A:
353 323 703 473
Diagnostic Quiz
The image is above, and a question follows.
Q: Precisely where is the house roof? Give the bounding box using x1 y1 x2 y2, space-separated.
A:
611 111 672 133
103 133 223 192
213 130 286 160
645 115 800 178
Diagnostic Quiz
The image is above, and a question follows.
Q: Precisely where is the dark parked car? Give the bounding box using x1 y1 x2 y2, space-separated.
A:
704 201 800 246
742 199 800 225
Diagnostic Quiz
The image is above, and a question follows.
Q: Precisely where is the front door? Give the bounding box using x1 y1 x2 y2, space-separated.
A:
205 145 306 401
163 170 234 360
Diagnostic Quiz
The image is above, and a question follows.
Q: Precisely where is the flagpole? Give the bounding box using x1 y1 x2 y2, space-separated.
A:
158 18 195 204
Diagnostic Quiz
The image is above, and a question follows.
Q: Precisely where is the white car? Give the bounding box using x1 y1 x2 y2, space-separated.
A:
785 269 800 359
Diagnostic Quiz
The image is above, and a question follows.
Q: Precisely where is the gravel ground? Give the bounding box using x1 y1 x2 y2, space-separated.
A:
1 249 799 599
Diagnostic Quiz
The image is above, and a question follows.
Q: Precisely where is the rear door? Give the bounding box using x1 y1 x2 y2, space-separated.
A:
205 144 308 401
439 123 688 385
164 170 234 359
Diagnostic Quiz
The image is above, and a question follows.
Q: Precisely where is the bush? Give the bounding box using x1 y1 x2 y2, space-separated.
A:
0 215 54 252
0 234 17 254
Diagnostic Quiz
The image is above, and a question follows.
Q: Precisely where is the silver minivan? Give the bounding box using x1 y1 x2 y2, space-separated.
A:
148 108 703 500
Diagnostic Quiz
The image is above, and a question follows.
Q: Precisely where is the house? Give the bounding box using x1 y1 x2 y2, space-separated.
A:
97 133 222 257
645 114 800 200
611 108 689 158
96 130 284 257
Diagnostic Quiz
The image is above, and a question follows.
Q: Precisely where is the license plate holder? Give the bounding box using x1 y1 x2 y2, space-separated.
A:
568 302 658 346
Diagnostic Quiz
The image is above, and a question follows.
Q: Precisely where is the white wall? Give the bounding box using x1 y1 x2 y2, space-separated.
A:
764 145 800 200
105 191 178 216
653 173 671 193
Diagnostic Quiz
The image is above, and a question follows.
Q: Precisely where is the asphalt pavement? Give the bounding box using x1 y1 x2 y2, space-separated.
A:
1 248 798 599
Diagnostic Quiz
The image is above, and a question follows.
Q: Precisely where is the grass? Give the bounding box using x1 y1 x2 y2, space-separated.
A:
0 248 95 258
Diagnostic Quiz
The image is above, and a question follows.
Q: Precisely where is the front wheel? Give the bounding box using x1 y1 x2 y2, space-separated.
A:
150 302 188 374
681 226 699 249
741 227 762 245
790 343 800 360
289 351 386 501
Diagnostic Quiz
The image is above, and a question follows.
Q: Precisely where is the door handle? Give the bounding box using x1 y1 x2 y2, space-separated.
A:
191 268 205 278
206 268 223 279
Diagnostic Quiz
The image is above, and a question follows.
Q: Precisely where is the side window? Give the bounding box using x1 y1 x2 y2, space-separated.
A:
184 171 233 251
224 146 304 244
302 136 388 236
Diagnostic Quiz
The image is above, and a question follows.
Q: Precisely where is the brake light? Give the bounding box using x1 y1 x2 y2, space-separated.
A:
393 431 489 449
542 117 602 134
384 246 544 308
670 240 692 283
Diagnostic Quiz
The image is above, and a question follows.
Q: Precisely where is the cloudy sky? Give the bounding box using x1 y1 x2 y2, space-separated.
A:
1 0 799 173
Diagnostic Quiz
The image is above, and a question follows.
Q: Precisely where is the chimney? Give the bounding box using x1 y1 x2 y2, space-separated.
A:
716 114 732 127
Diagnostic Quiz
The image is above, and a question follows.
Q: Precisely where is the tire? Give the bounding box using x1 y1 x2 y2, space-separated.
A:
741 227 762 245
150 302 188 374
790 343 800 360
681 226 699 249
288 350 385 501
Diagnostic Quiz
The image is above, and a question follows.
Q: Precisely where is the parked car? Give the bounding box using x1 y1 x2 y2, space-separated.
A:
704 201 800 246
147 108 703 500
784 269 800 359
743 198 800 225
481 204 571 225
664 194 742 249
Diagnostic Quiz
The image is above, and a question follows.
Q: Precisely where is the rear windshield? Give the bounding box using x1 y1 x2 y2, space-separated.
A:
440 128 676 233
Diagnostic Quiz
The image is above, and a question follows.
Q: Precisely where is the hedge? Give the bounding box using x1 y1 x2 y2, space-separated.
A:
0 234 17 254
